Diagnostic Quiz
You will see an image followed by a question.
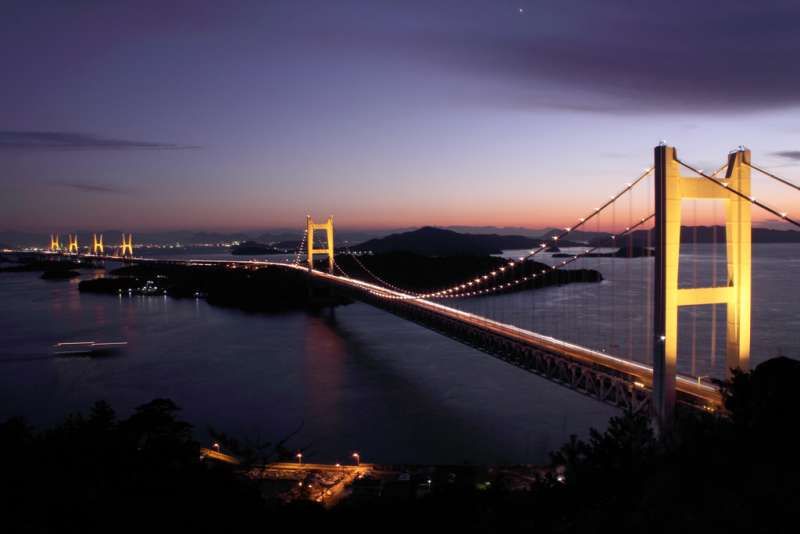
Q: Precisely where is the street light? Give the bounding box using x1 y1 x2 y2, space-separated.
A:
352 452 360 466
212 442 220 452
296 452 303 464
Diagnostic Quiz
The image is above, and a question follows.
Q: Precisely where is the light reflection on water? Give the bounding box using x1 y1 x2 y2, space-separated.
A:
0 268 614 465
0 243 796 464
451 243 800 379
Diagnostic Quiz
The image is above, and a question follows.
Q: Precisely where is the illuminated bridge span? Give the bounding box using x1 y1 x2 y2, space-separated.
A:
47 145 800 431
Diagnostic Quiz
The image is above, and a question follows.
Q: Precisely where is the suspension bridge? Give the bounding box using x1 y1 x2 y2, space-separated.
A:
38 144 800 431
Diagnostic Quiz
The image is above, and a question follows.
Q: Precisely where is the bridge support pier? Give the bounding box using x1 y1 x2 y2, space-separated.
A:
67 234 79 254
653 145 751 432
120 233 133 258
306 216 334 273
92 233 104 255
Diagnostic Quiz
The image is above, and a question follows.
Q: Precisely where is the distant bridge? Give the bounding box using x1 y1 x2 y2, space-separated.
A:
37 145 800 430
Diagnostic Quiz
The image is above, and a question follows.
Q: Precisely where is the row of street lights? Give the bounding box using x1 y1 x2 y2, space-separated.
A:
296 451 360 466
212 441 362 466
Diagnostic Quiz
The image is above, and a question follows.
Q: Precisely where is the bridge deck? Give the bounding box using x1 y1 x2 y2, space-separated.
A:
308 269 722 412
37 252 723 412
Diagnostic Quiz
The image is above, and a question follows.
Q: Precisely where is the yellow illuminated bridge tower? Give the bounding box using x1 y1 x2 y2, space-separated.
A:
67 234 79 253
653 145 751 430
306 216 334 273
92 233 104 255
120 233 134 258
49 234 61 252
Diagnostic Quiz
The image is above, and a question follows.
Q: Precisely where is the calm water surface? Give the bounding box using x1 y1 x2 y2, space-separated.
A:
0 266 613 465
0 244 796 464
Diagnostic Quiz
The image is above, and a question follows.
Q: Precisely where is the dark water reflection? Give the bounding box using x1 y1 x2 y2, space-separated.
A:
446 243 800 379
0 270 614 465
1 243 795 464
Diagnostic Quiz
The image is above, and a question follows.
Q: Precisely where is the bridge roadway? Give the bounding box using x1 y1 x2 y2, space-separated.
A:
46 252 724 413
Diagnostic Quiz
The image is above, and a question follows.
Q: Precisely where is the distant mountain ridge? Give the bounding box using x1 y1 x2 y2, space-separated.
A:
3 224 800 249
353 225 800 257
0 228 395 247
351 226 553 256
624 226 800 246
443 225 549 238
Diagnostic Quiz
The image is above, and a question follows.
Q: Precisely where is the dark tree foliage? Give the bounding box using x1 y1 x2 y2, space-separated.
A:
78 263 344 311
545 356 800 534
2 358 799 533
320 357 800 533
0 399 263 534
78 253 600 311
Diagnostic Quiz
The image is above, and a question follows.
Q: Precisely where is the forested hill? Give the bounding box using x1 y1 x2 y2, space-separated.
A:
622 226 800 246
351 226 581 256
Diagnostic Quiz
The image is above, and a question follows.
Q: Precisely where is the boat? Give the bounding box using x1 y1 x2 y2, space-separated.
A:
53 341 128 357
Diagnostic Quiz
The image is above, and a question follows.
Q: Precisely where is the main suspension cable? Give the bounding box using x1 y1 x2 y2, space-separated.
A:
677 159 800 228
433 214 655 300
422 167 655 298
745 161 800 193
343 247 416 295
292 229 308 266
332 167 655 299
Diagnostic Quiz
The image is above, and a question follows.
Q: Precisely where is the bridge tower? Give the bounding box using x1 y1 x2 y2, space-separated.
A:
92 233 104 255
49 234 61 252
653 145 751 430
120 233 134 258
67 234 79 254
306 216 334 273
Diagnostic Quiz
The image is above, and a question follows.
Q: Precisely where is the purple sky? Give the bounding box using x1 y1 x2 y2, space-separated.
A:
2 0 799 233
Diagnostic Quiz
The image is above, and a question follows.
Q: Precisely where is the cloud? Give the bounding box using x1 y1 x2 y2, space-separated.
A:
319 0 800 113
0 131 198 151
48 180 129 194
772 151 800 161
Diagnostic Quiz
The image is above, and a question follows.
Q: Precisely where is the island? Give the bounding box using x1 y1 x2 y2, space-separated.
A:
350 226 584 256
231 240 292 255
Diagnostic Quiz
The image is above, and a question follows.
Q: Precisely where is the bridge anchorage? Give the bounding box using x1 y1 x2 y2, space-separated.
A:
653 145 750 432
92 233 104 255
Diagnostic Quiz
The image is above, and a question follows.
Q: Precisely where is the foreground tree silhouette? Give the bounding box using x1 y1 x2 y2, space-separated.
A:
0 399 263 534
545 356 800 534
1 358 799 533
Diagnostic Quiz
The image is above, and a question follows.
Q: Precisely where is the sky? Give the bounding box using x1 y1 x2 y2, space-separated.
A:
1 0 799 234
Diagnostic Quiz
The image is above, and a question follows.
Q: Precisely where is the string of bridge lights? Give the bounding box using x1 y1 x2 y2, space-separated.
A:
342 245 415 294
428 214 656 300
292 229 308 266
418 162 737 299
318 160 734 299
322 159 744 304
367 214 656 302
418 166 657 299
333 259 359 280
677 159 800 229
345 167 658 299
